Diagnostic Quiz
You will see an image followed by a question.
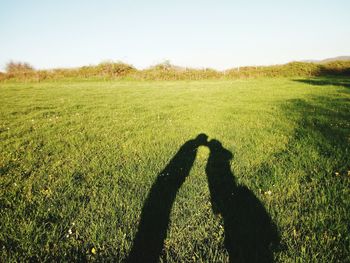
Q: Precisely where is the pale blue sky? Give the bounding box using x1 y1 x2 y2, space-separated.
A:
0 0 349 70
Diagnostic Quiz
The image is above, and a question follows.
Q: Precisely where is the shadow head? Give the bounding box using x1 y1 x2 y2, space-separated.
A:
194 133 209 146
208 139 233 160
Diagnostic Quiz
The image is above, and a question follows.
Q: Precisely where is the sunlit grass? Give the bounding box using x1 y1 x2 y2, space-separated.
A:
1 78 349 261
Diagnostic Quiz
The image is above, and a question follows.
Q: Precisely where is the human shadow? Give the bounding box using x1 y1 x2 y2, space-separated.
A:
205 139 279 263
127 134 208 263
128 135 279 262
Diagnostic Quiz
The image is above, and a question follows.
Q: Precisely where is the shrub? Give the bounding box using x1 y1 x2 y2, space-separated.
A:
6 61 34 73
1 60 349 82
96 61 136 77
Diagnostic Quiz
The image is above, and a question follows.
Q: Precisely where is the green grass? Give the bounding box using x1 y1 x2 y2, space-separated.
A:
0 78 349 262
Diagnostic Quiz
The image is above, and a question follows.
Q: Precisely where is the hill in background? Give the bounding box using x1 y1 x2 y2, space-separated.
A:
301 56 350 63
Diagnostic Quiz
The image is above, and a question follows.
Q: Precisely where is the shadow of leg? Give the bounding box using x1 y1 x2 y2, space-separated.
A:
205 139 279 263
127 134 207 263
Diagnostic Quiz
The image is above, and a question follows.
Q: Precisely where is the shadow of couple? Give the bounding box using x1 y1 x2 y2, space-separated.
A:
128 134 280 263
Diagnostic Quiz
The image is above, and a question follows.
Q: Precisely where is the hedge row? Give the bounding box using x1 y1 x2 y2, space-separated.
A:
1 61 349 81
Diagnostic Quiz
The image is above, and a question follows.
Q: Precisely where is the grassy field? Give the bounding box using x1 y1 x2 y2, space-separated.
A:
0 77 349 262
